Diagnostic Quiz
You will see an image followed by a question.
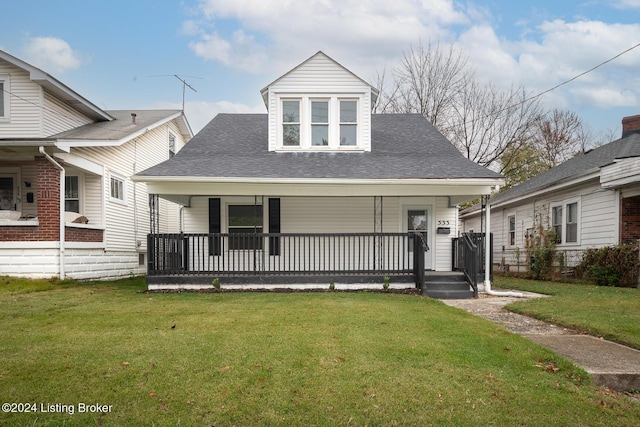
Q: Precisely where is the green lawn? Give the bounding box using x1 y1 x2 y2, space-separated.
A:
1 277 639 426
495 276 640 350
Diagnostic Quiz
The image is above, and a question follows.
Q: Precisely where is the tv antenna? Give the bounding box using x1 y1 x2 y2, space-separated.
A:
174 75 198 111
148 74 202 110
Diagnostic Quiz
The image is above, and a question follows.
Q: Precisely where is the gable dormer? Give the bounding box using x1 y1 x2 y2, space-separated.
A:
261 51 378 152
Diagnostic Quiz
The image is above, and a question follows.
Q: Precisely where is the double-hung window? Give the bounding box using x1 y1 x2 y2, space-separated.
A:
169 132 176 158
109 173 127 205
340 100 357 146
311 100 329 146
65 176 80 213
282 100 300 146
507 214 516 246
0 74 10 120
551 200 579 244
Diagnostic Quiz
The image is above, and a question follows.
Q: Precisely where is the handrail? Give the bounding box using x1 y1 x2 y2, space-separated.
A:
462 233 479 298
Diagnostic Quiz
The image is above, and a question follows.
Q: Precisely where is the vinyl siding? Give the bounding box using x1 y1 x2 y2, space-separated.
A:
462 178 619 269
183 195 457 272
266 53 373 151
72 121 187 251
43 91 92 136
0 62 42 138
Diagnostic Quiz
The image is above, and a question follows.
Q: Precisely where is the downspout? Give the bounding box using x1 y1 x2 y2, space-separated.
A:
484 192 523 297
39 146 65 280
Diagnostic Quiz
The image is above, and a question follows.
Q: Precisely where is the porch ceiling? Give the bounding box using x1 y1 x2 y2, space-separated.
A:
141 177 502 206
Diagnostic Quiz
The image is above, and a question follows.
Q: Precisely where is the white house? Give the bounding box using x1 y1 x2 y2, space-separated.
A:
133 52 504 297
460 114 640 272
0 49 192 280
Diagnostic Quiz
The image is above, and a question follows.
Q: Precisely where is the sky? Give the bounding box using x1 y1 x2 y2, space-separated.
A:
2 0 640 140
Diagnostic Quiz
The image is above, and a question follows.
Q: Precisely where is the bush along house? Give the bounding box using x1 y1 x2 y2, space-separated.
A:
0 49 192 280
133 51 504 298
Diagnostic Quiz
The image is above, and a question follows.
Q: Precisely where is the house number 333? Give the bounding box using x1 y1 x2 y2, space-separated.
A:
437 220 450 226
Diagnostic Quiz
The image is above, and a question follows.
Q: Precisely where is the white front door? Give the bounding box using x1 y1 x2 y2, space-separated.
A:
404 206 433 270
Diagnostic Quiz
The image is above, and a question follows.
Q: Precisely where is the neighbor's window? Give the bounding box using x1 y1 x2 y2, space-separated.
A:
339 100 357 146
551 200 579 245
507 215 516 246
110 173 126 204
282 100 300 146
228 205 263 250
65 176 80 213
566 202 578 243
551 206 562 244
169 132 176 158
0 74 10 120
311 100 329 146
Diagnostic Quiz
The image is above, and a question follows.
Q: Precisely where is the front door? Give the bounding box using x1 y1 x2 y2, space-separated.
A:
404 206 432 270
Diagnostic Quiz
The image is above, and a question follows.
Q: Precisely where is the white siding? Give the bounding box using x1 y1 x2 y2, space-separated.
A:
0 59 93 138
43 91 92 136
462 179 620 270
266 53 373 151
183 195 458 272
0 62 42 138
72 121 188 252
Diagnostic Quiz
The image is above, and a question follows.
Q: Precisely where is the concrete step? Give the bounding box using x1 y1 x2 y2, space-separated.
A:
423 272 475 299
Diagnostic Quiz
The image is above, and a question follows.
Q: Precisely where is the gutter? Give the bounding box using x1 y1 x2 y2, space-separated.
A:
39 147 65 280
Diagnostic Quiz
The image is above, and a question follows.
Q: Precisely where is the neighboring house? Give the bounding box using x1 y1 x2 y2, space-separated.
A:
460 114 640 272
133 51 504 294
0 49 192 280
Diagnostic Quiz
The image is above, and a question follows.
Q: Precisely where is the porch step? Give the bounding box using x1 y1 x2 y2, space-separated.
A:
423 272 475 299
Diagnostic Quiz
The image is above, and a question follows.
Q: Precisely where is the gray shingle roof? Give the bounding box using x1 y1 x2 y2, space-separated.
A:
52 110 183 141
490 131 640 206
136 113 502 180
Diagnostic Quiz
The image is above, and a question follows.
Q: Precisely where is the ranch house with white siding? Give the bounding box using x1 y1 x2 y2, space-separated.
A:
133 51 504 298
460 114 640 273
0 49 192 280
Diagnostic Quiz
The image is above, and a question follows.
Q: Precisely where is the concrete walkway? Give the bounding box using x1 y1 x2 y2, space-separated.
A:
442 291 640 392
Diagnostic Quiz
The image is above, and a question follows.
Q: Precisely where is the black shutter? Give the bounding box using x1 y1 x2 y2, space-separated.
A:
209 198 221 255
268 198 281 256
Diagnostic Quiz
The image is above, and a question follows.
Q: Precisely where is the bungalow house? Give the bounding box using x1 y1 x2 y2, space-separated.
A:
0 49 192 280
133 51 504 297
460 114 640 273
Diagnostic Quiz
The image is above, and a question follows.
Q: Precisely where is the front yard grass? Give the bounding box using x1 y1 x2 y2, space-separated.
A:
1 276 639 426
495 276 640 350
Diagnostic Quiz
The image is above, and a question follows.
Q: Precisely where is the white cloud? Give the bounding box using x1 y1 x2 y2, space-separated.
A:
187 0 467 73
23 36 86 74
610 0 640 9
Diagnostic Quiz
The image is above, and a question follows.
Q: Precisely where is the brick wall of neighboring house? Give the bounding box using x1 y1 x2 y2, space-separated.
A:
0 156 103 243
620 195 640 243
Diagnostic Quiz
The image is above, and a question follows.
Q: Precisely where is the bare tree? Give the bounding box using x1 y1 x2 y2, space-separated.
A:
374 40 471 129
376 41 542 172
532 109 590 168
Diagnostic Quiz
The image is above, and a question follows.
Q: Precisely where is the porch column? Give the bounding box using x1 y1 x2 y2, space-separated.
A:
484 195 491 288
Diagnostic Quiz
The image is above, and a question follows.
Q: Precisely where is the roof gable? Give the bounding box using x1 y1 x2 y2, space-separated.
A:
0 49 112 122
259 51 378 107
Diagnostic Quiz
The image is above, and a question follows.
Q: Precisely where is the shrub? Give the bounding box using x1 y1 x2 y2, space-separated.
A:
579 244 639 288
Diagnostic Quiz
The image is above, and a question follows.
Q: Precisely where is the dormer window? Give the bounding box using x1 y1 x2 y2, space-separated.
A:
278 96 361 150
340 100 357 146
282 100 300 146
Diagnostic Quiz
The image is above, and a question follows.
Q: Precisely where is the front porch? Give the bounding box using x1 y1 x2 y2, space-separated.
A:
146 231 485 298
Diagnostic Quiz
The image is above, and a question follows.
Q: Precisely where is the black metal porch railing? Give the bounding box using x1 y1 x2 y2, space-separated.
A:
451 233 482 298
148 232 419 283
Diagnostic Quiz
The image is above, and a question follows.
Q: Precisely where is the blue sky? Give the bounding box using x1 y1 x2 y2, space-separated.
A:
2 0 640 139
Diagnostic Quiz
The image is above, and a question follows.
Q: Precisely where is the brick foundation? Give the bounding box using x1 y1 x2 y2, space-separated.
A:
620 195 640 243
